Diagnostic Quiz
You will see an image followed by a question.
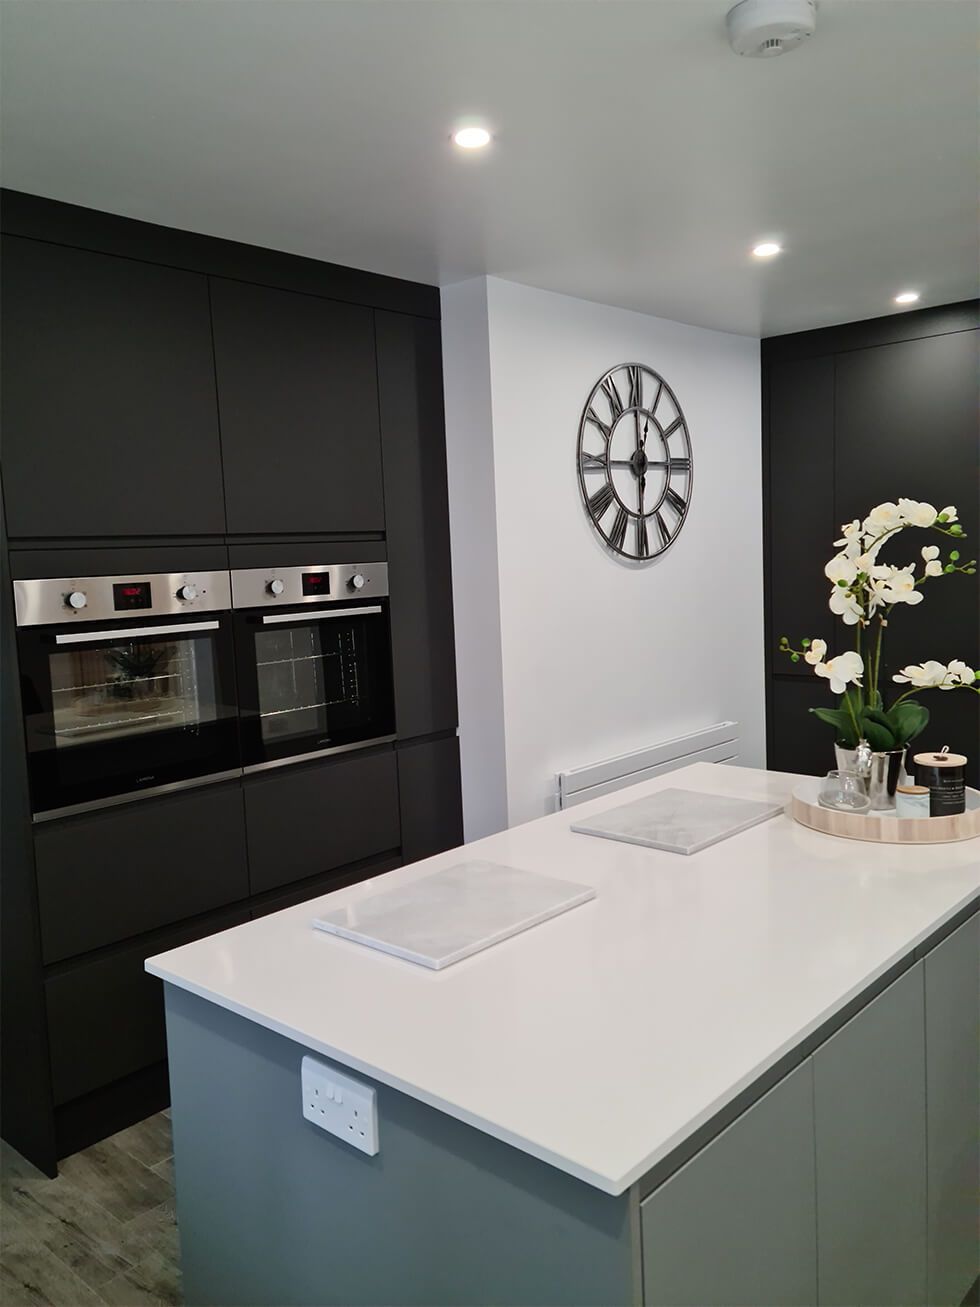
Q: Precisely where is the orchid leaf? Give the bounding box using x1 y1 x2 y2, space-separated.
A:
888 701 929 746
862 706 893 733
810 706 859 747
860 717 897 752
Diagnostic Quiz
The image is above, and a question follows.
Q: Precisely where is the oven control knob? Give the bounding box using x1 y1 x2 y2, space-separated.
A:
349 573 366 591
267 578 286 597
176 584 198 603
66 591 88 610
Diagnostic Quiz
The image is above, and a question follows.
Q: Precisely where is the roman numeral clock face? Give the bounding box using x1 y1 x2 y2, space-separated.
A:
577 363 693 560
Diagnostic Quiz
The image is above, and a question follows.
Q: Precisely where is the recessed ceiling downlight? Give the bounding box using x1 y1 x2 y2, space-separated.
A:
752 242 782 258
894 290 920 305
453 126 491 150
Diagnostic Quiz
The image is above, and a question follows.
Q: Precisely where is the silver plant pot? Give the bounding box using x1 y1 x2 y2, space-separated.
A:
834 742 908 811
865 748 908 811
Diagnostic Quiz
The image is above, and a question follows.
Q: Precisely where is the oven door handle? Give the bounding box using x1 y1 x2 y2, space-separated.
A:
55 620 221 645
260 606 383 625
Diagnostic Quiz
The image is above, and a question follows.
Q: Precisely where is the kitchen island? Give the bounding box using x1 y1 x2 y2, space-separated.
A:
147 763 979 1307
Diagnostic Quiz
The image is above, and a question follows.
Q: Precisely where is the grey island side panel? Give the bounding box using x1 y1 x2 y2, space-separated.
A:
813 962 927 1307
164 986 634 1307
924 912 980 1307
640 1060 817 1307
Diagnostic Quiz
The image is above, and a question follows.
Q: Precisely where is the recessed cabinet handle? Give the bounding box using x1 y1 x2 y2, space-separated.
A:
260 606 383 625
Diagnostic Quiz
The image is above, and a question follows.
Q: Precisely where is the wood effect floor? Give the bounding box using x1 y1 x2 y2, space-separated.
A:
0 1112 180 1307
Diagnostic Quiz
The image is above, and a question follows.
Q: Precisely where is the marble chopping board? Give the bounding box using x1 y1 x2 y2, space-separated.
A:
312 861 596 969
571 787 784 855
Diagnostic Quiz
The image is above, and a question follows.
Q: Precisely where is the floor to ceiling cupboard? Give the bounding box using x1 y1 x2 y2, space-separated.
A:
761 301 980 784
0 188 462 1177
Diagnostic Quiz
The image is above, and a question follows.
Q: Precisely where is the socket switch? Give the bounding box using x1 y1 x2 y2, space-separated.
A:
301 1056 379 1156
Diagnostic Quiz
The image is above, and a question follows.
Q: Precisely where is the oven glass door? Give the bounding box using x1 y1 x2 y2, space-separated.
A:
18 615 240 816
235 600 395 768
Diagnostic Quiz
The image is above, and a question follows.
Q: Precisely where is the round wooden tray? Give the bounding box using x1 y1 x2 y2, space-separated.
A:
790 779 980 845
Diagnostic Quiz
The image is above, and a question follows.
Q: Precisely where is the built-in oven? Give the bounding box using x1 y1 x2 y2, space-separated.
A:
14 571 239 820
231 562 395 772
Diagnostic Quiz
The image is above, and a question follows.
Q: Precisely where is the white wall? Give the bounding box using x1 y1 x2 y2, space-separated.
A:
440 278 509 841
443 276 765 832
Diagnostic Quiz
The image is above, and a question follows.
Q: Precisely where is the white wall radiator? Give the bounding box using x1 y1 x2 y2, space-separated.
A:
555 722 739 810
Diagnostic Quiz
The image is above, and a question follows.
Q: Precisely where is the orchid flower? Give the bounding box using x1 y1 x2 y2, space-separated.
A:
814 651 864 696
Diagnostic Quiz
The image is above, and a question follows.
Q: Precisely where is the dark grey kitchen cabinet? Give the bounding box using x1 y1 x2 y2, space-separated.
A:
0 190 461 1172
35 784 249 964
396 736 463 864
210 277 385 536
250 853 402 920
45 904 249 1107
0 236 225 539
243 749 401 896
376 311 458 739
762 304 980 785
833 330 980 772
765 355 835 678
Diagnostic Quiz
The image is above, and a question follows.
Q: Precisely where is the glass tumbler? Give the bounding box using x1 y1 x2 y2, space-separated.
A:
818 770 871 813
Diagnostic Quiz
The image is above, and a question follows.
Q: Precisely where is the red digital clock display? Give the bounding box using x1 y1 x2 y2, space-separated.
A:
301 572 330 596
112 581 152 610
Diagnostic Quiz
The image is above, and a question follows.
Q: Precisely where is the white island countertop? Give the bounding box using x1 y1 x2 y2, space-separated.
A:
146 763 979 1197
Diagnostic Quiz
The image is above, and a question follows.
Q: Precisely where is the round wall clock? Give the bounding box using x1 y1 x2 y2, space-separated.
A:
576 362 693 560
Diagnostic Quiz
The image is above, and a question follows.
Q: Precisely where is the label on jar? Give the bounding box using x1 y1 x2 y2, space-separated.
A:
915 765 966 816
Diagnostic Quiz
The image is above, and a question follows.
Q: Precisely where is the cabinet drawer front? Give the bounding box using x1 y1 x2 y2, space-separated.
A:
250 854 401 920
641 1063 817 1307
36 785 249 964
244 750 400 895
45 906 249 1105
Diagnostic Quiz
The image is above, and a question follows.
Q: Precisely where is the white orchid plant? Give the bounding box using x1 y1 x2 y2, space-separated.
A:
778 499 979 753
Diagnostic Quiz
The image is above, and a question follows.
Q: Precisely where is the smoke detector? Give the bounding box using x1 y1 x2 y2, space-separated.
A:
726 0 816 57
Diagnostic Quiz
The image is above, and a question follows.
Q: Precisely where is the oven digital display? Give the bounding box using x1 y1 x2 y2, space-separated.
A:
301 572 331 597
112 581 153 610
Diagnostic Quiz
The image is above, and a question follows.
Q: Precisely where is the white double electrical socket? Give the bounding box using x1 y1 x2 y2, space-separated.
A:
301 1056 379 1156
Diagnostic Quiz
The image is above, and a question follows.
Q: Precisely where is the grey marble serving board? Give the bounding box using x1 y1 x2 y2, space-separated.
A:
312 861 596 970
571 787 784 855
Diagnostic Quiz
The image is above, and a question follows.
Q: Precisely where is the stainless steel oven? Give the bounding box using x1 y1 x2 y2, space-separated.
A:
14 571 239 820
231 562 395 772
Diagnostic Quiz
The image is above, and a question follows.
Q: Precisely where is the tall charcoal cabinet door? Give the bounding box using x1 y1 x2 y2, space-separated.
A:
834 330 980 784
765 354 835 778
0 236 225 538
375 311 458 739
813 964 927 1306
210 278 384 535
924 914 980 1307
641 1063 817 1307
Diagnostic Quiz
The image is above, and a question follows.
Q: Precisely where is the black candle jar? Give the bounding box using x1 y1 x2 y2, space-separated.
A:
913 749 967 817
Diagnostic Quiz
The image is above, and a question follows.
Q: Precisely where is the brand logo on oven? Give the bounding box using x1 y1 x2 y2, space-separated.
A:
136 776 155 785
316 738 331 746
